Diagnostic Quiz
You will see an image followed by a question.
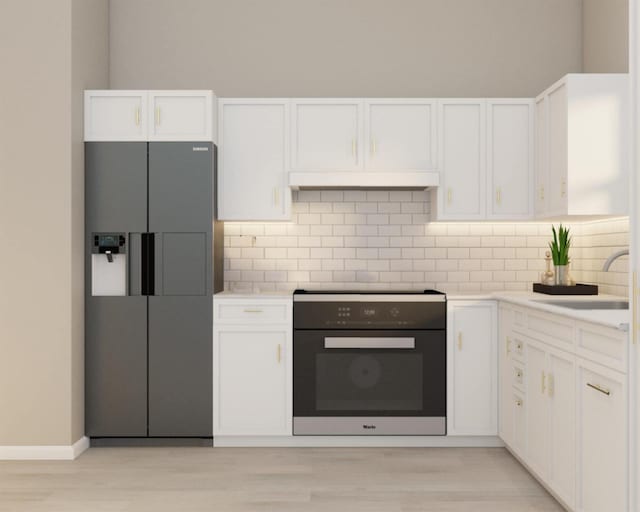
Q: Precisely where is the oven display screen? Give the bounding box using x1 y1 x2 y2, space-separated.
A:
362 308 376 317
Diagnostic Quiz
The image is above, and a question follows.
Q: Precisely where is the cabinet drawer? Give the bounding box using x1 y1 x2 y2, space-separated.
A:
510 334 525 362
214 300 291 324
576 321 627 373
512 392 526 458
512 361 525 392
525 310 574 350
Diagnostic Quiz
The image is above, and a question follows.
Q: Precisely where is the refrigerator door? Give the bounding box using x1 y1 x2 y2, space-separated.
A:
85 142 148 436
147 142 213 436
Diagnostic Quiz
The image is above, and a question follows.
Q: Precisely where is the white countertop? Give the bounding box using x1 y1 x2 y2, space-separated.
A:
215 290 629 331
214 290 293 300
491 291 629 331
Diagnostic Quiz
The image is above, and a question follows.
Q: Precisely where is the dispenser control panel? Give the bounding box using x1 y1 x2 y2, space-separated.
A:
93 233 126 254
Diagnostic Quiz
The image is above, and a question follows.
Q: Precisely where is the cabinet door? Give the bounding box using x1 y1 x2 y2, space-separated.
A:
512 392 526 457
525 340 550 479
148 91 213 141
437 100 486 219
291 99 363 171
448 302 497 435
578 359 627 512
364 100 436 171
487 100 533 219
84 90 147 141
547 82 568 216
534 95 548 216
214 328 291 435
218 100 291 221
547 347 576 510
498 306 515 445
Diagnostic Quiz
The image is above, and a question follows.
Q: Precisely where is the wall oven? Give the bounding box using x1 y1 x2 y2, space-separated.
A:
293 290 446 436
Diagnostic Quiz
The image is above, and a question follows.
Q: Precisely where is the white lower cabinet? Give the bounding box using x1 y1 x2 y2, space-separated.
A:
577 358 627 512
524 339 550 479
447 301 497 436
213 298 292 436
524 339 576 508
499 302 628 511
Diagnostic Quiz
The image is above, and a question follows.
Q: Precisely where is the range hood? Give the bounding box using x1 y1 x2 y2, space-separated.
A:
289 171 440 190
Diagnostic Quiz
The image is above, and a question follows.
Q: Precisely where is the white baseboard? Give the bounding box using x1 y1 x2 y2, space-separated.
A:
0 436 90 460
214 435 505 448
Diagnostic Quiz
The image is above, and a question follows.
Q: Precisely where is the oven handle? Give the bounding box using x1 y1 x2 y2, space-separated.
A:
323 337 416 349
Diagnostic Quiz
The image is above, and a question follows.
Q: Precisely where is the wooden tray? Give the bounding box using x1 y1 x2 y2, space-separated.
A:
532 283 598 295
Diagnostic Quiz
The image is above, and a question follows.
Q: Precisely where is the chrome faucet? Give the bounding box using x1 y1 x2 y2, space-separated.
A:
602 249 629 271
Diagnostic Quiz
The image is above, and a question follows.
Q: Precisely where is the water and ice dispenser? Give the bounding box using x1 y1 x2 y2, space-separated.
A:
91 233 126 296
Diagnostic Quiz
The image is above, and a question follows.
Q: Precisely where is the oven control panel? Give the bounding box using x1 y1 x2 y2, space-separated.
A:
294 301 446 330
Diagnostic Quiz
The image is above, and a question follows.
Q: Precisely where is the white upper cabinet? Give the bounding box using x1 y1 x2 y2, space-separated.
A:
218 99 291 221
147 91 215 142
534 74 629 217
447 301 497 436
434 100 486 220
534 95 548 216
291 99 363 171
85 90 216 142
84 90 148 141
364 100 437 171
486 100 534 219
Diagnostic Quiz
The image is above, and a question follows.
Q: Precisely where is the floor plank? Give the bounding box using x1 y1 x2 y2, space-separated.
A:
0 447 563 511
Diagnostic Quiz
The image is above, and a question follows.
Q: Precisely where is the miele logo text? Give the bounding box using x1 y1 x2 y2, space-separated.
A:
362 424 376 430
192 147 209 152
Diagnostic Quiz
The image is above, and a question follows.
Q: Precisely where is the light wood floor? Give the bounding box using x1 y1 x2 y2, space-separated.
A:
0 447 563 511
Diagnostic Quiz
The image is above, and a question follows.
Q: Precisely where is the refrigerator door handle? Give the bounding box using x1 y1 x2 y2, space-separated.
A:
141 233 155 296
128 233 143 296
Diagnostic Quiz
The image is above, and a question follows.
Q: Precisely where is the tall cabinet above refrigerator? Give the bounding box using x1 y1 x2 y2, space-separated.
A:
84 90 222 440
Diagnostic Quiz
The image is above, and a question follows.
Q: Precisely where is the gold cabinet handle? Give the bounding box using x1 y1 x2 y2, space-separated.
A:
273 187 279 206
243 308 263 313
457 332 462 350
135 106 140 126
496 187 502 205
587 382 611 396
155 106 161 125
541 371 546 394
447 188 452 205
539 186 545 201
561 179 567 198
372 138 377 156
351 138 357 158
277 343 282 363
506 336 512 356
515 399 523 407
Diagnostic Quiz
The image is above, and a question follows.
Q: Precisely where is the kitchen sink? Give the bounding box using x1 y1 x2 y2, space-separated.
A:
536 300 629 310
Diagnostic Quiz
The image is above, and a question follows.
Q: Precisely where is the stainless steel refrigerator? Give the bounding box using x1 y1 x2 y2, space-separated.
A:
85 142 223 439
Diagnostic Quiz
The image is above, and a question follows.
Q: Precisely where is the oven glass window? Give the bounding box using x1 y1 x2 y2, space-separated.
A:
315 352 423 411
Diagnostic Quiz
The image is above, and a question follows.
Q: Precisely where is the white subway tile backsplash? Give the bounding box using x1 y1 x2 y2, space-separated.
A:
224 192 629 296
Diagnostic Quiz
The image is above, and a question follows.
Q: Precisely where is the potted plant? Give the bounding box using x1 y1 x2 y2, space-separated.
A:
549 224 571 285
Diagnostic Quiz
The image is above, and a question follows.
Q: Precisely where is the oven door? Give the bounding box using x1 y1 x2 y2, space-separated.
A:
293 330 446 435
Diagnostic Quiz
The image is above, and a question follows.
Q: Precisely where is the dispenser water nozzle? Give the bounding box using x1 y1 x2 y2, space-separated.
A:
105 250 113 263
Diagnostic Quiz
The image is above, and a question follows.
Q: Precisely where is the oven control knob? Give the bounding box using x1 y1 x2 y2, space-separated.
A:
390 307 400 318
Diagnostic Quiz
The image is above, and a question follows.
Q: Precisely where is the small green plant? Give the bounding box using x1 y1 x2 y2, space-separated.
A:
549 224 571 266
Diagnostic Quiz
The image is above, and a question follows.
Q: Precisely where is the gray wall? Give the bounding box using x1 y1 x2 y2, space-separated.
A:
0 0 108 447
583 0 629 72
109 0 583 97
